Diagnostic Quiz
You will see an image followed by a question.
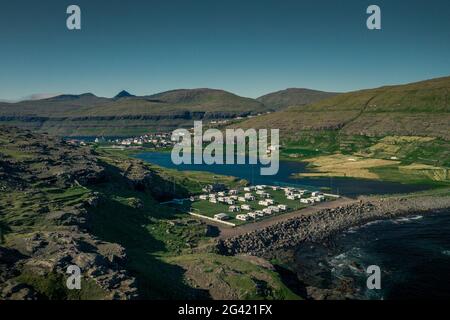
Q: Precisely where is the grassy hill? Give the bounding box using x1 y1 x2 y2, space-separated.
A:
0 127 298 300
257 88 338 110
235 76 450 184
240 76 450 139
0 89 269 136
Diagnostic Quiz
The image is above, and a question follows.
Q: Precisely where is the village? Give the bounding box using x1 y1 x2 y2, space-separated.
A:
66 112 273 151
170 183 338 226
93 132 175 149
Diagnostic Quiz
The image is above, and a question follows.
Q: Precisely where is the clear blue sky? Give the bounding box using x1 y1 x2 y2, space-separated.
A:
0 0 449 100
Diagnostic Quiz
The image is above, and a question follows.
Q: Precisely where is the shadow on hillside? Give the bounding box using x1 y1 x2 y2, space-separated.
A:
88 162 210 299
0 220 11 244
273 265 309 299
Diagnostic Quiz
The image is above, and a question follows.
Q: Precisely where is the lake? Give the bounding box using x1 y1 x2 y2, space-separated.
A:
135 152 431 197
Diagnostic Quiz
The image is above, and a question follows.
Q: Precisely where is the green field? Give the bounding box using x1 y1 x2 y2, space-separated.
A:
168 188 327 225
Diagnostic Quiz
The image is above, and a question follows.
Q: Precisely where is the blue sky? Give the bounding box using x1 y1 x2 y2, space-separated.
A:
0 0 449 100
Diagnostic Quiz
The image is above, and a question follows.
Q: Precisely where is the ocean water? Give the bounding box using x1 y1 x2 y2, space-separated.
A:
293 212 450 300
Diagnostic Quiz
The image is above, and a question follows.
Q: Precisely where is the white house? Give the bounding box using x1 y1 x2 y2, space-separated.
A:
248 212 257 219
266 199 275 205
313 196 325 202
229 206 240 212
229 189 238 195
255 210 264 217
241 204 252 211
262 208 272 215
199 195 208 200
209 198 217 204
238 197 246 202
258 200 268 206
278 204 287 211
236 214 250 221
214 213 229 221
268 206 280 213
287 195 295 200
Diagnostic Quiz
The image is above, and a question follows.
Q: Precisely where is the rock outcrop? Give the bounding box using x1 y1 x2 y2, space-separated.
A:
0 127 137 300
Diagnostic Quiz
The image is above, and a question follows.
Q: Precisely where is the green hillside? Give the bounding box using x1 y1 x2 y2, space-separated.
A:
0 127 297 300
239 76 450 139
257 88 338 110
235 76 450 184
0 89 268 136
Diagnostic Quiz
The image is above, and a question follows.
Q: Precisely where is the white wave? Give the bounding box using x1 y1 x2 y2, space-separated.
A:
393 215 423 224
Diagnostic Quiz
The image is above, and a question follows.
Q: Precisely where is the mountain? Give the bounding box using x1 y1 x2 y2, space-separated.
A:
114 90 135 99
237 76 450 140
0 88 269 136
145 88 264 110
0 93 60 103
40 93 108 105
2 77 448 138
257 88 338 110
235 76 450 176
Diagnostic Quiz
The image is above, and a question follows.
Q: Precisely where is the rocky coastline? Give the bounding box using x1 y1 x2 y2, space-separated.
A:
217 194 450 257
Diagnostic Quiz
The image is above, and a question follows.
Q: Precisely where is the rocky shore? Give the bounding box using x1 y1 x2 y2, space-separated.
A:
218 194 450 257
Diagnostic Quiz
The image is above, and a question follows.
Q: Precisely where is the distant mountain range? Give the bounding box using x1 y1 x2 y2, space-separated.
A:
0 77 449 138
0 87 334 136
